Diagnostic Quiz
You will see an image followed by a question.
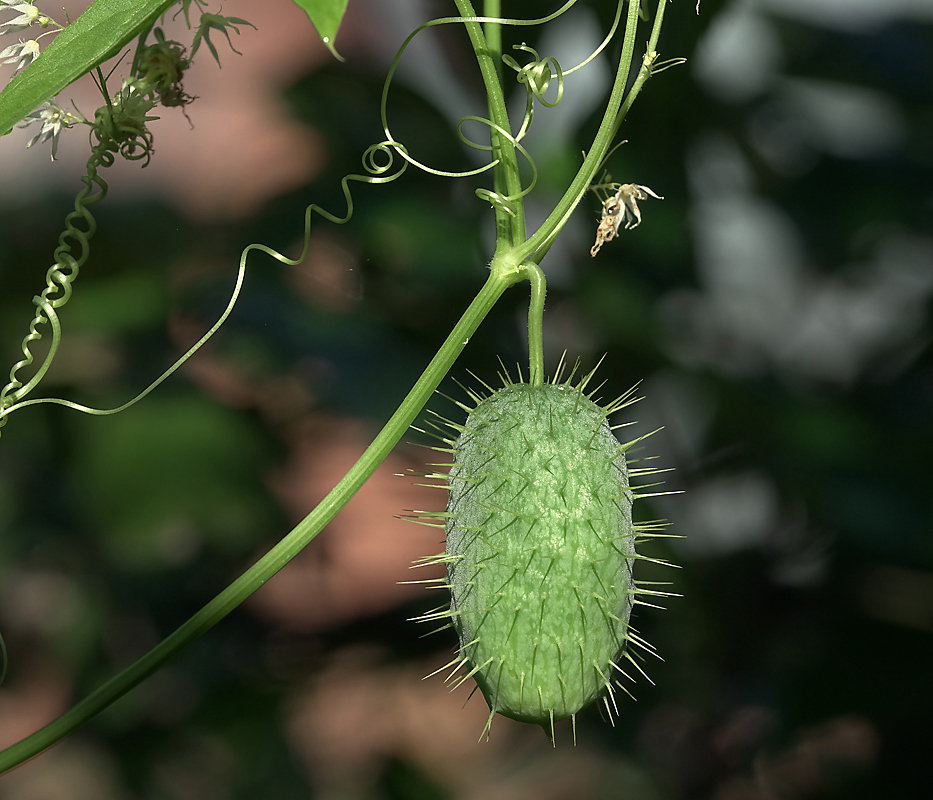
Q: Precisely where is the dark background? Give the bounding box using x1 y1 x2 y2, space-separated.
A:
0 0 931 797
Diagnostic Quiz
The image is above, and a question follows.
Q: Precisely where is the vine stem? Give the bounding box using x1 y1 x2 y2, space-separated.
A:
525 262 546 386
0 0 677 769
0 261 524 773
612 0 670 140
455 0 525 250
518 0 644 263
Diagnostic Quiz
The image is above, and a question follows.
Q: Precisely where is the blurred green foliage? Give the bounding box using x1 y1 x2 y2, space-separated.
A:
1 1 931 797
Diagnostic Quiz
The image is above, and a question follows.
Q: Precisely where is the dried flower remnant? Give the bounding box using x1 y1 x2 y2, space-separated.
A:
590 182 663 257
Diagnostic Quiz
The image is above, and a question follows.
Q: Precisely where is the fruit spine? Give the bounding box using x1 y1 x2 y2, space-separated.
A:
408 365 672 738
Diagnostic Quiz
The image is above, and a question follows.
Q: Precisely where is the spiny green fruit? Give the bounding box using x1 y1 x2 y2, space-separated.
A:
410 368 672 738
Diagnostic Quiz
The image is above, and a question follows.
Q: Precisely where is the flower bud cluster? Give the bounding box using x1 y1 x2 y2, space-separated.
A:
3 0 252 162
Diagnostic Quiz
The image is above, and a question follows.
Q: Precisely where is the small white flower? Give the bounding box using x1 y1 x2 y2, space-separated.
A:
0 2 43 33
0 37 38 71
18 98 78 160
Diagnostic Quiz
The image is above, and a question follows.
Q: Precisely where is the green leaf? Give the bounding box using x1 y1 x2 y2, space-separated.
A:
0 0 176 137
290 0 349 61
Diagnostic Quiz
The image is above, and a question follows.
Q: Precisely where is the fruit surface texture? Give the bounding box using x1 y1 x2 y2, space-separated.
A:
444 381 637 726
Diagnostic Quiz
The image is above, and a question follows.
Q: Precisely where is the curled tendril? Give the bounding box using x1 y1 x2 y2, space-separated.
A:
0 0 648 435
562 0 626 77
311 141 410 225
1 63 169 435
503 44 564 143
509 46 563 108
0 139 112 433
370 1 631 204
376 1 582 184
0 132 412 432
455 116 538 217
93 103 157 167
0 186 369 432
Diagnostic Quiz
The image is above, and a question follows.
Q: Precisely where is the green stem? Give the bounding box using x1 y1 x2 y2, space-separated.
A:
612 0 669 141
0 263 523 773
522 262 546 387
482 0 502 81
0 1 677 769
455 0 525 250
481 0 509 243
517 0 649 263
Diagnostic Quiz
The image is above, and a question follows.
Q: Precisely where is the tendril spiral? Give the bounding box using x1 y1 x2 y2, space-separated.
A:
310 140 410 225
503 45 564 143
0 139 112 433
460 116 537 217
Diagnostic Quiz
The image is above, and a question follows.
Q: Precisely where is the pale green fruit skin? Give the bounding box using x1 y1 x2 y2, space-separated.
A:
446 383 635 725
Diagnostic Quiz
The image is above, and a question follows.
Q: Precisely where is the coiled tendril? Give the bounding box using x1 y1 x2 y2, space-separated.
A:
373 3 593 202
310 140 410 225
462 117 537 217
503 44 564 142
0 141 110 433
0 86 157 436
0 0 641 435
